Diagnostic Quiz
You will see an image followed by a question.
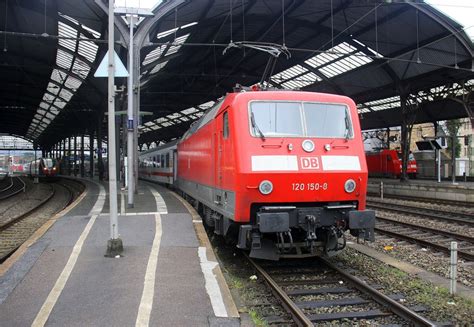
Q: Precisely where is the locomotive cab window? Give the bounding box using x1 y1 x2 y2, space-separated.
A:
249 101 352 139
223 111 229 139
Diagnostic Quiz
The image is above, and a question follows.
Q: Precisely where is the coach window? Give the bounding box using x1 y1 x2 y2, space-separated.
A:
223 112 229 139
166 153 170 168
161 154 165 168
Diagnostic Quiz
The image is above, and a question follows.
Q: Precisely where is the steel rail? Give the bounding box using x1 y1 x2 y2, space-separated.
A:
367 193 474 208
246 252 436 326
376 216 474 243
0 185 55 232
0 176 14 194
0 177 26 200
320 258 436 327
368 201 474 226
375 226 474 261
245 254 313 327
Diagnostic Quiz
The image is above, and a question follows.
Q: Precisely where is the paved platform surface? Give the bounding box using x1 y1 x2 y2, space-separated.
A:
368 177 474 203
0 178 239 326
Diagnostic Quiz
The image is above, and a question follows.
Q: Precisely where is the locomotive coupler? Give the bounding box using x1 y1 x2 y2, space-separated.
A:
305 215 318 241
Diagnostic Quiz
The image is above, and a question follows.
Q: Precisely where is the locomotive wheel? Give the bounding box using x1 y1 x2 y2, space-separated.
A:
203 206 215 229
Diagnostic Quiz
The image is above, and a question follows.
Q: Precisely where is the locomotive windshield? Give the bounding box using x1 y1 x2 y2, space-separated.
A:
249 101 353 138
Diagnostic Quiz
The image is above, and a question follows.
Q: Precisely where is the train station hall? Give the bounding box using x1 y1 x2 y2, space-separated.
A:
0 0 473 326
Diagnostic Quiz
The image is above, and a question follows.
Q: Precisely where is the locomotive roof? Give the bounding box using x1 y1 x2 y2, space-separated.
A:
0 1 472 150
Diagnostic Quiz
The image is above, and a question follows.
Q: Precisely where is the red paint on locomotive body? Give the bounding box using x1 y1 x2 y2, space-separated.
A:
178 91 368 223
143 89 375 259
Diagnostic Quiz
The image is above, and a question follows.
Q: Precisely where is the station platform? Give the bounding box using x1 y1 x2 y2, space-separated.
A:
0 178 240 326
368 178 474 203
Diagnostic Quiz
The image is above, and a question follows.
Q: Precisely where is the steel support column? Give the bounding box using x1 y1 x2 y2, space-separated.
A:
90 131 94 178
97 116 104 181
127 14 135 207
80 134 85 177
68 137 72 175
73 136 77 177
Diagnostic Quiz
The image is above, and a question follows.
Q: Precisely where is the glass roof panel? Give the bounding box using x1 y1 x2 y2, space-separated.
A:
58 21 77 38
72 58 91 79
181 107 199 115
54 99 66 109
150 61 168 74
157 27 179 39
362 95 401 112
81 25 101 39
65 76 82 90
59 89 73 102
167 34 190 55
143 45 167 66
167 113 181 119
56 49 74 70
199 101 215 110
78 37 99 63
43 93 55 103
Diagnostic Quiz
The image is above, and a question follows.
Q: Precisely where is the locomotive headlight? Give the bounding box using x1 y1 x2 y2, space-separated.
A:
344 179 356 193
259 180 273 195
302 139 315 153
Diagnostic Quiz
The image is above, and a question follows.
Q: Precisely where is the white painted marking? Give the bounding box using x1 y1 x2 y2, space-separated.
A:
321 155 361 171
198 247 228 318
148 186 168 214
192 220 203 223
251 155 298 171
32 183 106 327
100 211 166 217
135 214 162 327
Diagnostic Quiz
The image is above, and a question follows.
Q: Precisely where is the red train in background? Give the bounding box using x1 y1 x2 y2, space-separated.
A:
29 158 59 178
140 87 375 260
365 149 417 179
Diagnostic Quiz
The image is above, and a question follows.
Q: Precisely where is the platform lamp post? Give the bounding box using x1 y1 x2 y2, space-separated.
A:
114 7 153 209
105 0 122 257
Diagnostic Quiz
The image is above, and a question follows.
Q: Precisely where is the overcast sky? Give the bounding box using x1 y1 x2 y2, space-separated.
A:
115 0 474 39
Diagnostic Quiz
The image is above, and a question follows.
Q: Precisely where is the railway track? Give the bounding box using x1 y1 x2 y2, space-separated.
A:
375 217 474 261
367 200 474 227
0 176 26 200
367 192 474 209
0 179 81 263
246 255 435 326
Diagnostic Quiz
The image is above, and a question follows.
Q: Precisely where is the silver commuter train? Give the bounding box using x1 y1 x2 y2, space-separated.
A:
138 140 178 185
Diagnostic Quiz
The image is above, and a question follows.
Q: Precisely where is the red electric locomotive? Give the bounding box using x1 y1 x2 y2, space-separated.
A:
366 149 417 179
172 87 374 260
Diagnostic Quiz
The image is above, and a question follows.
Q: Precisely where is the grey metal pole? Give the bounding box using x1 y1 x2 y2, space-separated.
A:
90 132 94 178
437 149 441 183
450 241 458 295
80 134 85 177
73 136 77 176
105 0 123 257
127 14 135 208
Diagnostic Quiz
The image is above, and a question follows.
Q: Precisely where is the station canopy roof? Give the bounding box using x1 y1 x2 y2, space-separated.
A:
0 0 472 150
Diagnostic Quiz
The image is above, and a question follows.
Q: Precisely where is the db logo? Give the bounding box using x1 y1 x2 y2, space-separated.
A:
300 157 320 169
